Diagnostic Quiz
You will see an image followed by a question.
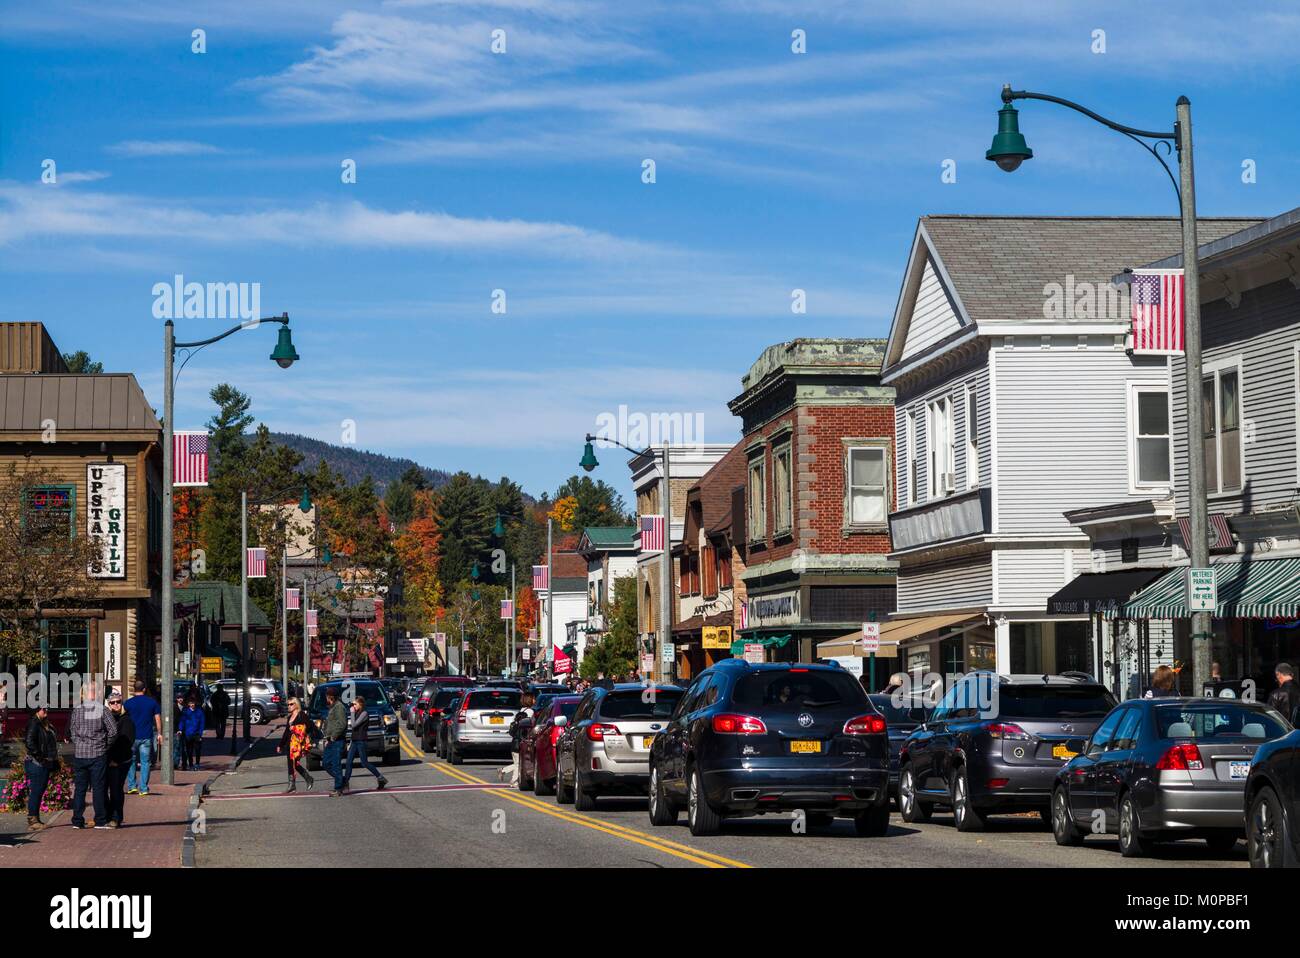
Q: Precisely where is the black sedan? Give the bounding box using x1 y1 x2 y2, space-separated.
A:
1245 726 1300 867
1052 697 1289 858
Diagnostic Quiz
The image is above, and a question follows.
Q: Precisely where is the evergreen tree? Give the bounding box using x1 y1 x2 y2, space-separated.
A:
552 474 631 530
434 472 493 592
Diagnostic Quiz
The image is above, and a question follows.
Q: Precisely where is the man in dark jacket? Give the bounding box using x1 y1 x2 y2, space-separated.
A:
340 696 388 792
24 705 59 831
321 687 348 796
1268 663 1300 725
105 692 136 828
209 684 231 740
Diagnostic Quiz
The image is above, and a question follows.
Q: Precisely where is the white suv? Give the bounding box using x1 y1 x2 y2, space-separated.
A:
446 687 523 764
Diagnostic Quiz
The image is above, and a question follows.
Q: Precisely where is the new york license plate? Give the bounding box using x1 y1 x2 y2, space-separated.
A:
790 740 821 754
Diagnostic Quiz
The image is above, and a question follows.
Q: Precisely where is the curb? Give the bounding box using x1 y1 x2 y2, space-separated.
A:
181 721 283 869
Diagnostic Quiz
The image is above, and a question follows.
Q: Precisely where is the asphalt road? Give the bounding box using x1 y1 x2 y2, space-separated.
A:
195 726 1249 868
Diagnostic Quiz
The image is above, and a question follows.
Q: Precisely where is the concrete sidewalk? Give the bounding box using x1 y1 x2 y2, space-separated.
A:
0 721 283 867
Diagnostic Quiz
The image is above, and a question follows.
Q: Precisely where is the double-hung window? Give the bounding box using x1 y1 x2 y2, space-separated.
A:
965 385 979 490
846 445 888 527
747 456 766 543
1130 384 1171 489
927 397 955 498
906 410 919 505
1203 360 1243 493
772 443 792 536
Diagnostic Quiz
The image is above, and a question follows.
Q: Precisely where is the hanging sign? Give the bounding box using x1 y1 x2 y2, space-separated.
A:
87 463 126 578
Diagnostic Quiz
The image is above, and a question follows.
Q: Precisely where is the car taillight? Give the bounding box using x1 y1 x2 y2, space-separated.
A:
843 713 887 735
272 694 282 702
588 723 619 741
457 699 469 724
712 713 767 735
550 726 563 746
986 723 1030 740
1156 743 1204 771
429 708 442 716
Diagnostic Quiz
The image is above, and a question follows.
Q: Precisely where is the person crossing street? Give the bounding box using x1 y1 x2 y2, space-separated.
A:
320 687 348 797
341 695 387 792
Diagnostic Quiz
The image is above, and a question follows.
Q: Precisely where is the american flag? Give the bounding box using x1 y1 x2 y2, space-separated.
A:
306 609 318 628
639 515 665 553
246 547 267 578
1130 269 1185 355
738 602 747 631
532 565 549 590
500 599 514 620
173 431 210 486
285 587 300 610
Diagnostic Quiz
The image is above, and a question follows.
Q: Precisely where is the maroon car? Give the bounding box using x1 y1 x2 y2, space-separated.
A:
410 675 473 732
520 695 582 795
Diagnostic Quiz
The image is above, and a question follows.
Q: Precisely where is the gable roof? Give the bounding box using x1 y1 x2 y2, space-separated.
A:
175 581 272 628
578 526 638 553
884 215 1264 378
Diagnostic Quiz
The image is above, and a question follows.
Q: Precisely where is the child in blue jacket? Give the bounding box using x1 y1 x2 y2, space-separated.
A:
179 696 206 770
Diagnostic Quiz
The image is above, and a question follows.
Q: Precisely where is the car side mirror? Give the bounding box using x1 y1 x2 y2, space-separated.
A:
1066 737 1088 755
553 715 568 728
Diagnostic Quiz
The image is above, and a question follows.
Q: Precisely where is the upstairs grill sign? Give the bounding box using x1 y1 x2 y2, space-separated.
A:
87 463 126 578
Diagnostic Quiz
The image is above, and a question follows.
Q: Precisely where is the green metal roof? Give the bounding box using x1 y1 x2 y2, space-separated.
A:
1111 556 1300 620
580 526 637 548
175 581 272 628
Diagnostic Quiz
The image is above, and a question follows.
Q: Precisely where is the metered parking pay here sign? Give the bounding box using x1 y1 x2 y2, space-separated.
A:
1186 568 1217 612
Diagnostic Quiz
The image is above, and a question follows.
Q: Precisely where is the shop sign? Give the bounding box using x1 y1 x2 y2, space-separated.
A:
702 625 732 650
1186 568 1217 612
199 656 223 674
87 463 126 578
743 643 765 664
102 631 122 683
746 590 801 628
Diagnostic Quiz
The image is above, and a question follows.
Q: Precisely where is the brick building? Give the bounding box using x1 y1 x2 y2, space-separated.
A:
728 339 896 662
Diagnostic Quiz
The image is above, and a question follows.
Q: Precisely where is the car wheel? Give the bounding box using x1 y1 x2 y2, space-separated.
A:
1118 794 1151 858
853 803 890 837
556 764 574 805
534 764 555 796
951 767 985 832
574 770 596 811
421 731 432 752
1247 787 1294 869
249 705 265 726
518 757 534 792
1051 787 1084 847
648 765 678 826
448 741 463 765
687 766 721 836
898 766 930 823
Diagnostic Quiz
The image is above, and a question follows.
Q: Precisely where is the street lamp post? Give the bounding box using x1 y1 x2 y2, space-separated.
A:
161 314 299 785
986 87 1211 694
581 434 672 685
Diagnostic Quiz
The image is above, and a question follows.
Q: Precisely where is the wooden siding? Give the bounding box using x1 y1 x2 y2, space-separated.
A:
993 342 1170 537
994 547 1069 610
1170 277 1300 518
900 258 966 362
894 358 987 509
896 552 991 613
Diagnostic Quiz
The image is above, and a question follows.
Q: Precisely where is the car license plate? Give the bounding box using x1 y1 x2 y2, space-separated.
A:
642 736 655 749
790 740 821 754
1052 744 1077 760
489 716 504 725
1229 761 1250 780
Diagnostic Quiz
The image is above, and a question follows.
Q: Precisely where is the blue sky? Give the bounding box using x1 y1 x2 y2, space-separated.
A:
3 0 1298 500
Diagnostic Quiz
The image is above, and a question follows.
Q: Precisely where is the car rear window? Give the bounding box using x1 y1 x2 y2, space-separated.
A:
1154 704 1289 740
732 671 868 711
466 690 521 710
598 689 682 720
998 686 1116 719
431 690 461 708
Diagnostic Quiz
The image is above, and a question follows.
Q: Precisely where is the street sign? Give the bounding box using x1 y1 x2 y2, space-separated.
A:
743 643 764 664
660 642 675 664
522 647 531 662
862 621 881 653
1186 567 1217 612
199 656 223 674
641 652 655 674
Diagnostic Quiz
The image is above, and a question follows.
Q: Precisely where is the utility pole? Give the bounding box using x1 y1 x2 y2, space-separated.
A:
659 442 672 686
240 490 250 744
546 516 553 674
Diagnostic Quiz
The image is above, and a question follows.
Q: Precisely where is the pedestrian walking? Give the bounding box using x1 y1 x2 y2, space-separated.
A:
505 693 536 786
69 679 117 830
23 704 59 831
171 692 185 769
179 694 205 770
123 678 162 796
320 687 348 796
341 696 388 792
1268 663 1300 725
276 697 318 792
209 683 230 740
105 692 135 828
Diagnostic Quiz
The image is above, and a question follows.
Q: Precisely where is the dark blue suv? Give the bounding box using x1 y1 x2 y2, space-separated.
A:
646 660 891 836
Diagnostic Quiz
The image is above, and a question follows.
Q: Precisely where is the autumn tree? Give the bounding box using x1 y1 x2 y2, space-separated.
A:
552 474 631 529
392 489 443 632
579 575 639 680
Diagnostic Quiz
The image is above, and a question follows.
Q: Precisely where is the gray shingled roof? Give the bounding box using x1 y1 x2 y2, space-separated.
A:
0 373 161 432
922 215 1264 326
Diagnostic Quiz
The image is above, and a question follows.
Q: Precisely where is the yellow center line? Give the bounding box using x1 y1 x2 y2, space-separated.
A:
397 731 753 869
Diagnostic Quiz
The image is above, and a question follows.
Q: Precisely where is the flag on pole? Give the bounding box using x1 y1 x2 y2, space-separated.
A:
246 548 267 578
639 515 665 553
306 609 318 628
1129 269 1185 355
500 599 514 620
532 565 549 590
285 587 300 610
738 601 748 631
173 431 210 486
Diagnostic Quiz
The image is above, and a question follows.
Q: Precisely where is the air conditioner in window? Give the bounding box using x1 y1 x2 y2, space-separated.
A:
942 472 956 494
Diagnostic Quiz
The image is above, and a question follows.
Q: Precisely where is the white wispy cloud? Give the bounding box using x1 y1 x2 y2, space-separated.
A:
106 140 229 157
52 170 112 184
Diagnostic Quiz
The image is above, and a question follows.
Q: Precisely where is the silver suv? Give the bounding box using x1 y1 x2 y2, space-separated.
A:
446 687 522 764
207 678 285 725
555 683 683 810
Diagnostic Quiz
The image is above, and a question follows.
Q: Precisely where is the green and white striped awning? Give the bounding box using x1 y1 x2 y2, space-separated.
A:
1110 556 1300 620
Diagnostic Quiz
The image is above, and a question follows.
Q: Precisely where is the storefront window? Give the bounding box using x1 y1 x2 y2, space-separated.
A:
968 641 996 672
1010 622 1043 673
48 618 90 681
1055 621 1092 673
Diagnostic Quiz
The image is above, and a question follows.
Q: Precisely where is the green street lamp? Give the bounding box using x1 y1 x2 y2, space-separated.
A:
299 485 312 513
322 544 332 564
579 441 600 473
986 101 1033 172
270 324 301 368
493 514 506 538
471 560 480 581
983 83 1210 695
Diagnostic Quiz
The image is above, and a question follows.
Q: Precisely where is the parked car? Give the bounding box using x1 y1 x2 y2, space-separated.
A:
435 693 465 758
207 678 285 726
519 695 583 794
555 684 684 809
647 660 891 836
899 672 1116 831
305 679 401 769
1245 725 1300 867
420 688 466 752
407 681 438 731
445 687 523 764
1053 697 1288 857
400 681 425 726
528 683 570 698
867 693 928 805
